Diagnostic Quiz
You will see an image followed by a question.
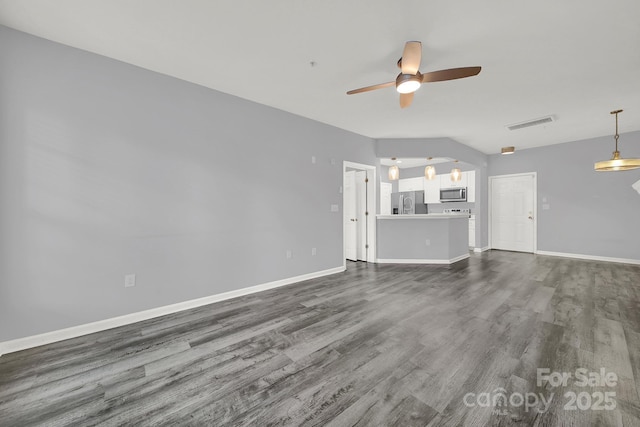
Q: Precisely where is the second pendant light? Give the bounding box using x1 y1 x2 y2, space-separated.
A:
424 157 436 180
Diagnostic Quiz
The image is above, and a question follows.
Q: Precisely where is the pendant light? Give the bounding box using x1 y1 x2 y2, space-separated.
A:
450 160 462 182
595 110 640 171
388 157 400 180
424 157 436 180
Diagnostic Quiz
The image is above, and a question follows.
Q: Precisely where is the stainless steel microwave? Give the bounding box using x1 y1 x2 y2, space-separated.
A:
440 187 467 202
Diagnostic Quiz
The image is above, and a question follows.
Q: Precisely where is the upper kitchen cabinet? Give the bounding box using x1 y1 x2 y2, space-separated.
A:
398 177 425 192
440 172 468 188
423 178 440 204
466 170 476 203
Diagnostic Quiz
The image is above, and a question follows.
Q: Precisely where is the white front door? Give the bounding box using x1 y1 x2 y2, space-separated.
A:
344 171 357 261
490 173 536 253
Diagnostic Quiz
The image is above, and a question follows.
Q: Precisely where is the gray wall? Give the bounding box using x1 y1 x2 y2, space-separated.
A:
0 26 376 342
488 133 640 260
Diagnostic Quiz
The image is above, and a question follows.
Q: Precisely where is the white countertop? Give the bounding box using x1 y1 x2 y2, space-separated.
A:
377 214 470 219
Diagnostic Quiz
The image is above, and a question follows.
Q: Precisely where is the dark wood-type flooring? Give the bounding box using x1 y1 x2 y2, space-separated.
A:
2 251 640 426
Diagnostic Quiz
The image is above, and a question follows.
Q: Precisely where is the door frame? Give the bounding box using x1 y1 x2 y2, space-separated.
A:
343 161 377 267
488 172 538 253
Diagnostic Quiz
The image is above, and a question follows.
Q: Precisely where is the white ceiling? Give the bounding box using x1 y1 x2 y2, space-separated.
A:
1 0 639 154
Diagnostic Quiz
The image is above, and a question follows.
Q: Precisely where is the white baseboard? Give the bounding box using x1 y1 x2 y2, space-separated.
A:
473 246 491 253
0 266 345 356
536 251 640 266
376 253 470 265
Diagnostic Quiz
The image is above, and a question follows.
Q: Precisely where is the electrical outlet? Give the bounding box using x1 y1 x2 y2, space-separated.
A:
425 239 431 246
311 247 317 256
286 250 292 259
124 274 136 288
311 156 316 164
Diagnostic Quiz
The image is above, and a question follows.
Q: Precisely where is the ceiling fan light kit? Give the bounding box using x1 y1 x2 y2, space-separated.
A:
346 41 481 108
396 73 422 94
595 110 640 172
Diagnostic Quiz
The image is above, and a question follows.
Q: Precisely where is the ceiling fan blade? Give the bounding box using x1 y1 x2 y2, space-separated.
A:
422 66 481 83
346 81 395 95
399 92 414 109
401 41 422 75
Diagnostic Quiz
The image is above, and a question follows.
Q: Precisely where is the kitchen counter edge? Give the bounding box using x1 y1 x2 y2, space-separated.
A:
376 214 470 219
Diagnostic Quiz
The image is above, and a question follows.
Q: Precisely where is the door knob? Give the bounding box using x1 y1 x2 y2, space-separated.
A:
528 215 533 220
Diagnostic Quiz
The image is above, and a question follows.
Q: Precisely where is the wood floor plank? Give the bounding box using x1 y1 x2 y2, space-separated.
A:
526 286 556 313
594 317 634 379
1 251 639 426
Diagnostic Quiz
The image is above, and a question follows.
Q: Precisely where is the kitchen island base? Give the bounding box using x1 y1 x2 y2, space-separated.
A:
376 214 469 265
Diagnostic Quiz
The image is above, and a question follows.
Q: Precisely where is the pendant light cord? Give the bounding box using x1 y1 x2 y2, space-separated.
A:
614 111 619 152
611 109 623 152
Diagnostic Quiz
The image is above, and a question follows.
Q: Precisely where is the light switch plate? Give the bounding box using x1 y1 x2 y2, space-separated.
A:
331 204 339 212
124 274 136 288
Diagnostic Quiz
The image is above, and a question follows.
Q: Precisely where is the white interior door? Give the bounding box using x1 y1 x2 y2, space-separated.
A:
490 173 536 253
380 182 392 215
344 171 357 261
355 171 367 260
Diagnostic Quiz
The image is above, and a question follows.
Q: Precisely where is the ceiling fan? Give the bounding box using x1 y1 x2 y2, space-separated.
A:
346 41 481 108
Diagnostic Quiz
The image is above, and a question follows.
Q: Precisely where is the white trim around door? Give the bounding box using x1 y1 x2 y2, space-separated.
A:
343 161 377 268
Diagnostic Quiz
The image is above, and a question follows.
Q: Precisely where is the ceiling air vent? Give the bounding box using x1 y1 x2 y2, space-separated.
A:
506 115 554 131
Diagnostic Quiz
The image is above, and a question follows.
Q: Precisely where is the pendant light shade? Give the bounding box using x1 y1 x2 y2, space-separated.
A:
389 165 400 180
388 157 399 180
424 157 436 180
425 165 436 180
450 160 461 182
595 110 640 171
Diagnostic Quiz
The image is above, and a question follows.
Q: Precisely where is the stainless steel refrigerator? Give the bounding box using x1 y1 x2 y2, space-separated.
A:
391 191 428 214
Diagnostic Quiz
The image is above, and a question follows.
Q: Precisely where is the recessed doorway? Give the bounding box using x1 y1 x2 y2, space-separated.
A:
489 172 537 253
343 162 376 266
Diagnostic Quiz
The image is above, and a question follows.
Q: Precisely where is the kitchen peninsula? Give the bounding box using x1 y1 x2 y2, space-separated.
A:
376 214 469 264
